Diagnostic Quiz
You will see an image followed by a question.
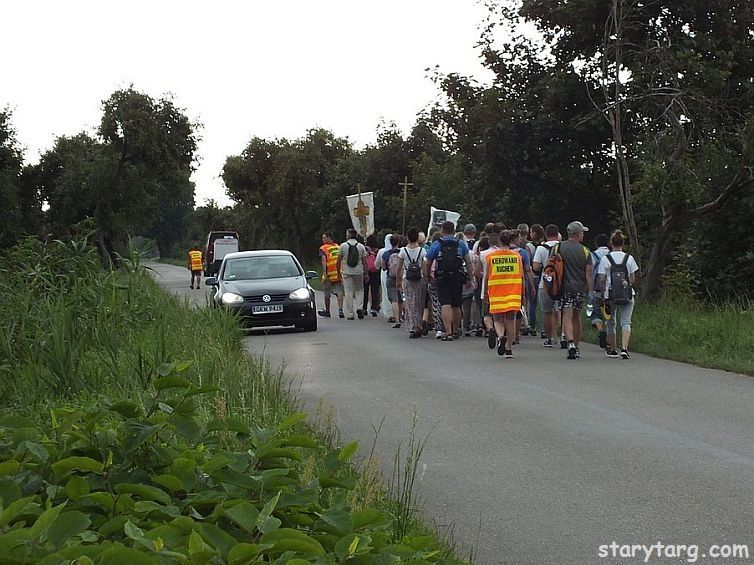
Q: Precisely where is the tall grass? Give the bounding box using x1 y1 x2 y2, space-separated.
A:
631 296 754 376
0 234 293 424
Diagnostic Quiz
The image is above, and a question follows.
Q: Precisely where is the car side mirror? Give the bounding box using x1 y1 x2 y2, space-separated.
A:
205 277 218 287
305 271 317 280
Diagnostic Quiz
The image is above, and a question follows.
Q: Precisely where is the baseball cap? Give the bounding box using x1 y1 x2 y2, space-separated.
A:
567 221 590 233
463 223 477 234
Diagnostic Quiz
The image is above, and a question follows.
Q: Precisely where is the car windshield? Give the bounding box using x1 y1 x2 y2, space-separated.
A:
222 256 301 281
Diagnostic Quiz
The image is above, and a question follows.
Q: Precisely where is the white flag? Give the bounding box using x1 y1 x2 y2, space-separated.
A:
428 206 461 235
346 191 375 237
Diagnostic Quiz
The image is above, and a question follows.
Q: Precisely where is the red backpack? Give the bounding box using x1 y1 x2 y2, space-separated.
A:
366 248 378 273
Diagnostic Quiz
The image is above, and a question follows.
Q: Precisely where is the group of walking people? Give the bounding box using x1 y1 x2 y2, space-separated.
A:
317 219 638 360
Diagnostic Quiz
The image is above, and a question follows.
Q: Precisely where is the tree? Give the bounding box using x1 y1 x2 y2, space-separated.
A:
0 109 24 248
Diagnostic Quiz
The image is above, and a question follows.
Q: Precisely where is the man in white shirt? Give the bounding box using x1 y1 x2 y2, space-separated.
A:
339 229 368 320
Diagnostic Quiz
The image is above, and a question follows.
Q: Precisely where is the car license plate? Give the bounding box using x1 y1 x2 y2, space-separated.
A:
252 304 283 314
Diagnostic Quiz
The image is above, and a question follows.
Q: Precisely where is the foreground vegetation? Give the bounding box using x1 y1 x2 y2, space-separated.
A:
0 235 464 563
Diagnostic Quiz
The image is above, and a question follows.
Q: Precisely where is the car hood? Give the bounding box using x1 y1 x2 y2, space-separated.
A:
220 277 307 295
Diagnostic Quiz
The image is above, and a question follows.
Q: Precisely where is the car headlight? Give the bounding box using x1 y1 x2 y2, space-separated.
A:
221 292 244 305
288 288 310 300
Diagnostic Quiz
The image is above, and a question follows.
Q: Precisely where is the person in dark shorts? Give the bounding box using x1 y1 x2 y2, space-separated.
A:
559 221 594 359
423 221 473 340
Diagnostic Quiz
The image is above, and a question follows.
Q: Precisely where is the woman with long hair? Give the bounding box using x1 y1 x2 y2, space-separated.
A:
396 227 427 338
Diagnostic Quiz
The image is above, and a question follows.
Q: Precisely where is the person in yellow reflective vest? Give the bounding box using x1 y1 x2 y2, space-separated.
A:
484 229 525 358
187 244 204 289
318 232 344 318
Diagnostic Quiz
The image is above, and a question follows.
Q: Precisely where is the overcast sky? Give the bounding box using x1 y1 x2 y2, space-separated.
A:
5 0 493 206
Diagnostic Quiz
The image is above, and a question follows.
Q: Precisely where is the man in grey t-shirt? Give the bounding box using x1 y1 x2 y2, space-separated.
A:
559 221 594 359
339 228 368 320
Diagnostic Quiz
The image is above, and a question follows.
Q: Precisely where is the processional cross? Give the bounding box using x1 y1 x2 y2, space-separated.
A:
399 176 414 234
353 184 370 237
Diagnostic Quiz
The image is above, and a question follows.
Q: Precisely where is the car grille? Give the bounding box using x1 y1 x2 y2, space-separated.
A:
243 293 289 303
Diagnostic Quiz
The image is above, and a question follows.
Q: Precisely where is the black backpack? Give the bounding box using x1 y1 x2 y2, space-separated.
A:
405 248 423 281
436 238 462 276
607 253 633 305
346 242 360 268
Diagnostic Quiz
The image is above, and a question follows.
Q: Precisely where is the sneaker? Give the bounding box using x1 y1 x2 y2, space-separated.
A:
388 317 396 323
441 334 454 341
453 329 462 339
543 339 554 348
575 348 581 359
540 331 547 339
567 341 577 360
317 310 331 318
356 309 365 320
529 329 537 337
475 327 484 337
504 350 514 359
346 316 355 320
190 285 194 289
497 335 507 356
605 348 620 358
393 323 401 329
487 328 497 350
620 348 630 360
464 331 471 337
370 310 378 317
338 310 345 319
560 334 568 349
598 330 607 349
436 330 444 339
196 285 200 289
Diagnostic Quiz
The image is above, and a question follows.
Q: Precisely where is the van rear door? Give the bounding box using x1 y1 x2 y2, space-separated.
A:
213 237 239 262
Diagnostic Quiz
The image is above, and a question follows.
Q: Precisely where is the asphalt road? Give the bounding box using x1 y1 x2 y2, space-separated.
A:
151 262 754 564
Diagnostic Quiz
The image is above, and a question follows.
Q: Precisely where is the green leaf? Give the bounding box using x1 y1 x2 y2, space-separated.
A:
151 474 183 491
277 412 307 431
17 441 48 462
195 523 237 556
224 501 260 533
255 491 281 529
256 447 301 462
109 400 141 418
319 476 357 490
335 533 372 559
0 479 21 504
51 456 103 477
156 362 177 377
154 375 191 391
257 515 282 534
352 508 392 530
337 441 359 462
115 483 171 505
45 511 91 547
188 529 204 554
98 545 157 564
207 417 249 434
0 496 37 528
183 384 220 398
211 469 260 491
317 509 353 535
65 476 90 500
280 435 319 449
202 454 231 474
174 360 194 373
29 502 66 537
259 528 325 556
228 543 261 564
124 520 145 540
0 460 20 476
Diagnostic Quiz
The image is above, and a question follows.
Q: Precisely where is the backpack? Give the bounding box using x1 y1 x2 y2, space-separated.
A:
386 249 401 279
346 242 360 268
542 243 565 299
436 238 462 276
366 248 378 273
607 253 633 305
405 248 423 281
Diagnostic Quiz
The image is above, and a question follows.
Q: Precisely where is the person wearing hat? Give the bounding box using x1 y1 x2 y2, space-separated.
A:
559 221 595 359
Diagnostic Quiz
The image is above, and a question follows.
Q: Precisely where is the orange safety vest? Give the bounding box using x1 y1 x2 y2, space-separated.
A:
485 248 523 314
188 250 203 271
320 244 341 282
